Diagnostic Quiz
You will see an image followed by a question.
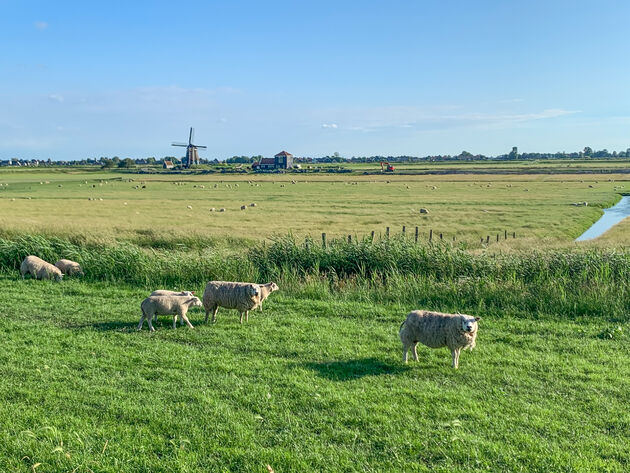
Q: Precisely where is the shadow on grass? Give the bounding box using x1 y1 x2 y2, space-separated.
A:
305 358 409 381
66 320 139 332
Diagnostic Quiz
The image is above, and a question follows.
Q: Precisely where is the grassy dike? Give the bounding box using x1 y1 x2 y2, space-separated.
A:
0 235 628 471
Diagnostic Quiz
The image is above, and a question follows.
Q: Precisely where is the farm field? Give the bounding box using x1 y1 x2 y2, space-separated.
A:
0 166 629 246
0 277 628 472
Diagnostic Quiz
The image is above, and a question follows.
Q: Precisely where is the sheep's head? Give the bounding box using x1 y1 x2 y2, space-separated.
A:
460 315 480 333
55 272 64 282
268 282 279 292
187 297 203 308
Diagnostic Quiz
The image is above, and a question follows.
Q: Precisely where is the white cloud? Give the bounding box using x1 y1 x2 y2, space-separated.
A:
48 94 64 103
34 21 48 30
218 117 227 123
321 123 338 129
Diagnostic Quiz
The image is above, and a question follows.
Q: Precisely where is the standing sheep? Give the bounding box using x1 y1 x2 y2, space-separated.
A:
20 256 63 281
202 281 260 324
399 310 480 369
256 282 279 312
55 259 84 276
149 290 195 324
138 296 202 331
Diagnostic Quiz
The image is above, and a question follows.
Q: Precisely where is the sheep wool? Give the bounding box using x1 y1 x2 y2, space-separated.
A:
138 296 202 331
20 255 63 281
54 259 83 276
202 281 260 324
149 290 196 324
399 310 480 369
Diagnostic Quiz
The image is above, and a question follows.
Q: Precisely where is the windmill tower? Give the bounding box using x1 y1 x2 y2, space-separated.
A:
171 127 207 168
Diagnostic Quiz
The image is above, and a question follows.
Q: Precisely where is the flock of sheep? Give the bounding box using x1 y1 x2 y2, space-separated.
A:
19 255 480 368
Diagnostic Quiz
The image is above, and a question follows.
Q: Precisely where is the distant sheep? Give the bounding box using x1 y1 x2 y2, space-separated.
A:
241 205 247 210
20 255 63 281
399 310 480 368
138 296 202 331
202 281 260 324
54 259 83 277
256 282 279 312
249 203 257 207
419 208 429 214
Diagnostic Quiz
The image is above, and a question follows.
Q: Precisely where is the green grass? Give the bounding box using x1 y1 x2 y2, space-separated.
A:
1 167 628 246
0 277 628 472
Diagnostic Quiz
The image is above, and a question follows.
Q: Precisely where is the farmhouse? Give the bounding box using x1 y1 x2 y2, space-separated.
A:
163 160 174 169
253 151 294 171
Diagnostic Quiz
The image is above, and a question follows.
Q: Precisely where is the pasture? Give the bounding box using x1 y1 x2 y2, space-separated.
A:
0 163 629 471
0 165 629 246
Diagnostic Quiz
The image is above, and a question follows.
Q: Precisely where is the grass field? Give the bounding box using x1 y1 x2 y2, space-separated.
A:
0 162 629 471
0 166 628 246
1 277 628 472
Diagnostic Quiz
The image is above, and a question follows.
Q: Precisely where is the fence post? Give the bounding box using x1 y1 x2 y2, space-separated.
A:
513 232 516 239
348 234 352 243
496 234 499 242
322 232 327 248
402 225 406 235
480 237 484 244
386 227 390 238
371 230 375 242
453 236 456 242
486 235 490 244
429 229 433 241
415 226 419 243
439 233 443 240
504 230 507 240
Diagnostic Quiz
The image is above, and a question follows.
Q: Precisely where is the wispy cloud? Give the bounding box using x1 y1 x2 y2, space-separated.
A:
48 94 64 103
321 123 338 129
34 21 48 30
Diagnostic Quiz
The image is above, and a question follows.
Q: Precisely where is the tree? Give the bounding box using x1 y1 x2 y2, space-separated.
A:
118 158 135 168
508 146 518 160
583 147 593 157
101 158 115 168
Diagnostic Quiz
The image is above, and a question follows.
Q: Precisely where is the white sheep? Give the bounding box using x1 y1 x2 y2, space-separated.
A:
202 281 260 324
399 310 480 368
20 255 63 281
138 295 202 331
149 290 195 324
256 282 279 312
54 259 84 276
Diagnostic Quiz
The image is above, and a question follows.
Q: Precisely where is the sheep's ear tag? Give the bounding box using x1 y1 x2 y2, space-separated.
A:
474 317 481 321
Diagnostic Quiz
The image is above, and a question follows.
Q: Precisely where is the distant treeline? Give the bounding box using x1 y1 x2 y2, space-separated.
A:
4 146 630 167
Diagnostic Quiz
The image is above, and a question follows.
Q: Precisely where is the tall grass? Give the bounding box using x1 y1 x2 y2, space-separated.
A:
1 234 628 320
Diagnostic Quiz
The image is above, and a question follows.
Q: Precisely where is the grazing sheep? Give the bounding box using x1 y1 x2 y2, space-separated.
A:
219 208 226 212
256 282 279 312
399 310 480 368
202 281 260 324
20 256 63 281
249 203 257 207
419 208 429 214
54 259 83 277
241 205 247 210
138 296 202 331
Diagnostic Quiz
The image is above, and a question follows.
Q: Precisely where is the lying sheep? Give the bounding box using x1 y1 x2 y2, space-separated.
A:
399 310 480 369
256 282 279 312
55 259 84 277
138 296 202 331
149 290 195 324
202 281 260 324
20 255 63 281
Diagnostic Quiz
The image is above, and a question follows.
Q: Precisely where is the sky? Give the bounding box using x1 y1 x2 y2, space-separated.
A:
1 0 630 160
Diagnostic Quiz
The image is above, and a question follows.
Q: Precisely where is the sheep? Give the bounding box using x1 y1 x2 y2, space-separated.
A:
20 255 63 281
149 290 195 324
202 281 261 324
256 282 279 312
138 296 202 331
399 310 480 369
241 205 247 210
54 259 84 277
419 208 429 214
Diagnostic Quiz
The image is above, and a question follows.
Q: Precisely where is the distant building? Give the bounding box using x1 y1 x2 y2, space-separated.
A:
163 160 174 169
274 151 293 169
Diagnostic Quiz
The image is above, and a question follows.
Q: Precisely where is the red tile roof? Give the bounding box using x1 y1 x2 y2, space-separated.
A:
260 158 275 165
274 151 293 158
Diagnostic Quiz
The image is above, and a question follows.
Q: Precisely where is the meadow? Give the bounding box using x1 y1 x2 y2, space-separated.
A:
0 162 629 471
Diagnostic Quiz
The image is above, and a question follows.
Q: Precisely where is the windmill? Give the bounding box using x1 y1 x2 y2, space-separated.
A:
171 127 207 168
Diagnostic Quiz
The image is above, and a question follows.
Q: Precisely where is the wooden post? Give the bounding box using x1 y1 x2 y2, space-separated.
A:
371 230 375 242
513 232 516 239
415 226 419 243
439 233 443 240
429 229 433 241
453 236 456 242
322 233 327 248
486 235 490 244
402 225 406 235
348 234 352 243
496 234 499 242
504 230 507 240
386 227 390 238
481 237 484 244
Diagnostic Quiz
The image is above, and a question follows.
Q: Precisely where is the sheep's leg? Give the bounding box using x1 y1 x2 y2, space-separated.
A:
451 348 461 369
245 310 249 322
412 342 419 362
146 315 155 332
239 311 244 324
137 314 145 331
172 314 178 329
180 312 194 329
204 309 210 323
402 343 409 363
259 302 263 312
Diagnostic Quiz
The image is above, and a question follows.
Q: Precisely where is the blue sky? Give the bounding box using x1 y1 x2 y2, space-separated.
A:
1 0 629 160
